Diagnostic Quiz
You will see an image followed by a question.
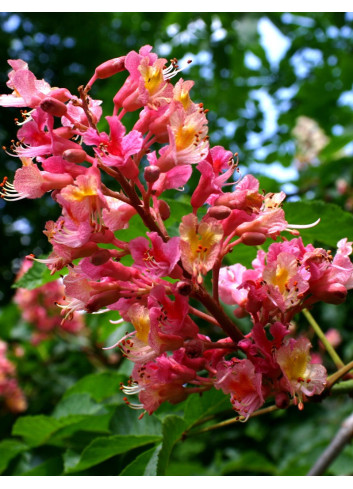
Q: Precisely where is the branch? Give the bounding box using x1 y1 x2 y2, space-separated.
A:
307 411 353 476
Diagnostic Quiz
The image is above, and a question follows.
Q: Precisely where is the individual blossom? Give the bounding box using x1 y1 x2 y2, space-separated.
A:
56 165 108 230
191 146 236 211
276 337 327 409
180 213 223 284
155 107 209 172
123 353 197 415
0 158 74 201
215 358 264 419
305 238 353 304
130 232 181 278
83 115 143 178
0 59 70 109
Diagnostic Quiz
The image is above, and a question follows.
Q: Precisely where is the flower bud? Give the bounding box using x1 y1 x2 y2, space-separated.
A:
40 97 67 117
144 165 160 183
53 127 75 139
176 281 192 296
208 205 231 220
233 307 247 318
95 56 126 79
241 232 267 246
62 149 87 163
275 392 290 409
312 282 347 304
158 200 171 221
90 249 111 266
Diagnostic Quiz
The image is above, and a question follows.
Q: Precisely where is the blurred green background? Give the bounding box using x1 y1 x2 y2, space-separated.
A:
1 12 353 476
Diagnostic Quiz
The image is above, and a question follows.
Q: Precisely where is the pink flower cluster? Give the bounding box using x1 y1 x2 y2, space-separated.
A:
0 340 27 413
1 46 352 419
14 259 84 344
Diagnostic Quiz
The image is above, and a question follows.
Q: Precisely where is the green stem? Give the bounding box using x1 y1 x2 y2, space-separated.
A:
327 359 353 389
187 404 280 437
302 308 344 369
330 379 353 396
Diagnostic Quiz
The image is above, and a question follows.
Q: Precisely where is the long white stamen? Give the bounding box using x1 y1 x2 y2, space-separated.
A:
122 384 141 395
286 218 320 229
109 318 124 324
162 59 192 81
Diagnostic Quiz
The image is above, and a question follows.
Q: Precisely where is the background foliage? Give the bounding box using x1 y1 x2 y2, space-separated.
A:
1 12 353 476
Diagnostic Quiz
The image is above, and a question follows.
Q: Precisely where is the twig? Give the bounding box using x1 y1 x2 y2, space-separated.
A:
326 359 353 390
307 411 353 476
303 308 345 369
331 379 353 396
188 306 220 326
186 404 280 438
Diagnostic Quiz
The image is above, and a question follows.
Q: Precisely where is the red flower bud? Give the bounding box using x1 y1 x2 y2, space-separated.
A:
40 97 67 117
53 127 75 139
158 200 171 221
275 392 290 409
176 281 193 296
95 56 126 79
241 232 267 246
62 149 87 163
90 249 111 266
312 282 347 305
144 165 160 183
208 205 231 220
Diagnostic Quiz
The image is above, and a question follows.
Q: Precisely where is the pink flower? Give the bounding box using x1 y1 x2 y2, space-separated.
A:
215 359 264 419
124 353 197 414
130 232 180 278
276 337 327 409
156 108 209 172
180 214 223 284
191 146 236 210
0 59 70 109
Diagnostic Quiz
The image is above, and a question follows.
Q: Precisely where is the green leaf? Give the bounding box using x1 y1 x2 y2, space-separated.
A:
20 456 63 476
119 444 162 476
12 259 68 290
284 200 353 248
184 389 231 426
156 390 232 476
12 416 64 447
52 393 105 418
221 451 276 475
63 371 125 402
12 411 109 447
0 439 28 474
110 405 162 436
63 434 161 473
157 415 187 476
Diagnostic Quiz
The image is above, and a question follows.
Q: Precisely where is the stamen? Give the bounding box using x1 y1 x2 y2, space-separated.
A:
286 218 320 229
163 58 192 81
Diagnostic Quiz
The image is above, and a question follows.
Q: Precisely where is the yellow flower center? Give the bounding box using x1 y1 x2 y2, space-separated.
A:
143 65 164 95
131 307 150 344
175 124 196 151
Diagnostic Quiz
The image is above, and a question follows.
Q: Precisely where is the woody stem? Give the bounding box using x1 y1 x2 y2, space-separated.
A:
193 286 244 343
